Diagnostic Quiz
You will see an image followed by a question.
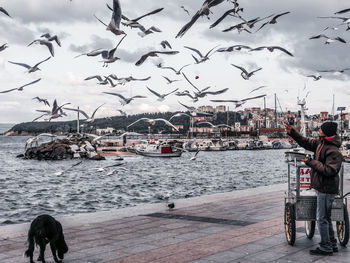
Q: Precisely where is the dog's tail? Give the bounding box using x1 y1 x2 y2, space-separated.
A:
24 232 35 258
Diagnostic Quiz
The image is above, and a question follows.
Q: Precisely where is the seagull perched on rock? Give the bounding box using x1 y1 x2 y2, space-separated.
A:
249 45 294 57
0 78 41 94
40 33 61 47
64 104 105 123
8 57 51 73
127 118 179 131
146 86 179 101
0 43 8 52
184 45 219 64
160 40 172 49
95 0 126 36
135 50 179 66
103 92 146 105
32 97 50 107
158 63 191 75
309 34 346 44
28 39 55 57
256 12 290 32
211 94 266 108
0 7 11 17
231 64 262 80
307 75 322 81
176 0 226 38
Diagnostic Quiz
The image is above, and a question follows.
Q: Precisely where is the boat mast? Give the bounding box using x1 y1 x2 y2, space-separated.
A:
77 106 80 134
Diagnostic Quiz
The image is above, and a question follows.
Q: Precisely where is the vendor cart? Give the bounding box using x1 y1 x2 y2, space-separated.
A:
284 151 349 246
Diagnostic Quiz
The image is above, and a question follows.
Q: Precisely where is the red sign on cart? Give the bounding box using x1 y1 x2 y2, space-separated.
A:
300 168 311 189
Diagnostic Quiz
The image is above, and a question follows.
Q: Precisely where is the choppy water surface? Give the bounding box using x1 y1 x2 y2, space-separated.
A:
0 135 319 225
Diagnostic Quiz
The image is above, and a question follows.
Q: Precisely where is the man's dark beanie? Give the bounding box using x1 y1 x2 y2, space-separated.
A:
320 122 338 137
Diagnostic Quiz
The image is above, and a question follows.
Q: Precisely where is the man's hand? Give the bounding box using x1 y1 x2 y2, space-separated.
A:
284 122 293 134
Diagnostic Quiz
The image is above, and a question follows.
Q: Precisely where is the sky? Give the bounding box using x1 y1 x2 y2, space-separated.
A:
1 0 350 124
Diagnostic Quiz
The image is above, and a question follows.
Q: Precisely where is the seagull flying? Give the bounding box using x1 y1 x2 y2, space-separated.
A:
169 112 192 122
158 63 191 75
40 33 61 46
176 0 226 38
146 86 179 101
180 5 190 16
249 86 267 94
127 118 179 131
217 45 252 52
334 8 350 15
0 78 41 94
103 92 146 105
135 51 179 66
163 76 181 84
184 45 219 64
182 73 228 99
108 74 151 85
0 43 8 52
95 0 126 36
160 40 172 49
249 46 294 57
309 34 346 44
0 7 11 17
307 75 322 81
28 39 55 57
8 57 51 73
32 97 50 107
256 12 290 32
34 99 70 122
231 64 262 80
64 104 105 123
211 94 266 108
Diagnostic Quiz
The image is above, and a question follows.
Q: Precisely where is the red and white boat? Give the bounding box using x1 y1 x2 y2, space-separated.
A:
135 140 182 157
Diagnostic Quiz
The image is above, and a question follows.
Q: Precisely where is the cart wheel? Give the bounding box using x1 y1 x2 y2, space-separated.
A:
305 220 316 239
337 204 349 247
285 202 296 246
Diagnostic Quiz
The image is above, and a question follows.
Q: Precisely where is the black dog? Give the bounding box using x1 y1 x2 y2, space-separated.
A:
25 215 68 263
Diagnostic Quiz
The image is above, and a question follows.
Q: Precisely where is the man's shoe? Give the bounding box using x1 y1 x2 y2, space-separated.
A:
333 247 338 253
309 247 333 256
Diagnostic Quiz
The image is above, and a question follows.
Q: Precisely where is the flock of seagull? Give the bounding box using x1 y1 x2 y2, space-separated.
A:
1 1 350 132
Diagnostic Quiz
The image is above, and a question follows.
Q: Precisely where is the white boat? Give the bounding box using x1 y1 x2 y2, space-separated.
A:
135 140 182 157
207 139 228 151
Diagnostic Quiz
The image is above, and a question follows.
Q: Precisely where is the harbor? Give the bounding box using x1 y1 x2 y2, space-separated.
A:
0 180 349 263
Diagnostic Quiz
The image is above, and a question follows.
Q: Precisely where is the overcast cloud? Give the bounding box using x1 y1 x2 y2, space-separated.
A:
1 0 350 124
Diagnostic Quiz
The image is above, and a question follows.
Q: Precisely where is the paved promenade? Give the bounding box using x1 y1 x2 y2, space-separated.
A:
1 180 349 263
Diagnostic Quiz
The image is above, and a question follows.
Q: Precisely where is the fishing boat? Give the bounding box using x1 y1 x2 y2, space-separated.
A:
135 140 182 157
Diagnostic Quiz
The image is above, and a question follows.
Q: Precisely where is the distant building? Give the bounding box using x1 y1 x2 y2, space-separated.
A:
96 127 114 135
198 105 214 113
215 105 226 113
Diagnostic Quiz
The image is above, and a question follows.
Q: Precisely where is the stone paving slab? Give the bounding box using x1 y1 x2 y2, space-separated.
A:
0 181 350 263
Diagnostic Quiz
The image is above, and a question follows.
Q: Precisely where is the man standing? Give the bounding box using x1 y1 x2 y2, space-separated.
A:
285 121 343 255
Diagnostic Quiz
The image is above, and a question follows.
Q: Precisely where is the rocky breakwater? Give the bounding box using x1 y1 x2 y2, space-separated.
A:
23 134 105 160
